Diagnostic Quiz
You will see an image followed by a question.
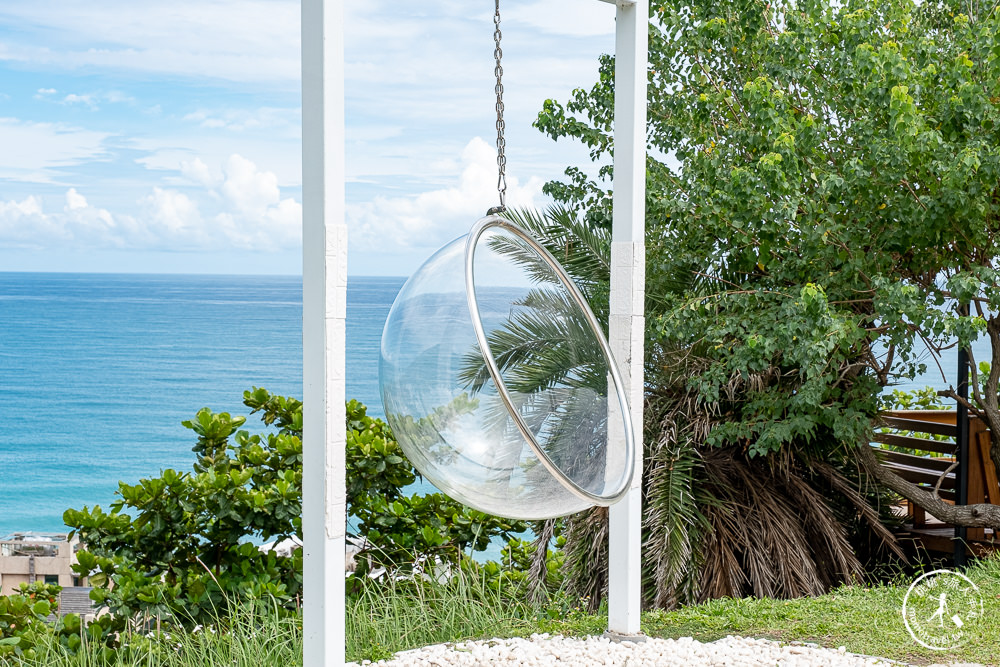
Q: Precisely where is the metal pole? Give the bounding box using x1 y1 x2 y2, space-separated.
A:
607 0 647 637
955 304 970 568
302 0 348 663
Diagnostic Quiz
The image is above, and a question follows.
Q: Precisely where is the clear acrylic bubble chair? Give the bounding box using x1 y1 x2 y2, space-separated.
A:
379 215 634 520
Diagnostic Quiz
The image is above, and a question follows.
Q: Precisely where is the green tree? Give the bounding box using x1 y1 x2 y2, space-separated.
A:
65 390 524 627
65 389 305 627
527 0 1000 604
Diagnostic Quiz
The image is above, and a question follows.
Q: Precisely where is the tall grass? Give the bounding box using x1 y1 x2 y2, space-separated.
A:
19 555 1000 665
346 568 537 663
23 597 303 667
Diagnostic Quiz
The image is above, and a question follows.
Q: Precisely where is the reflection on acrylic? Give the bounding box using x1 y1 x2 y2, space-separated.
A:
379 218 630 520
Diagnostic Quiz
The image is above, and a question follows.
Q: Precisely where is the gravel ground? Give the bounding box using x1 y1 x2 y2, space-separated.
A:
347 634 989 666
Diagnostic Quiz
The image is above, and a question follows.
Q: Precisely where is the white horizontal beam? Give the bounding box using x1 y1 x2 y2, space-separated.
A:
597 0 637 5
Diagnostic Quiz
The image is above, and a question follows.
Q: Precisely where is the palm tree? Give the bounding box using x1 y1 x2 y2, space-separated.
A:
466 205 904 609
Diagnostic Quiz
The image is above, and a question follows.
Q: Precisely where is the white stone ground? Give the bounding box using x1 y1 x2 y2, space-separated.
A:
346 634 989 667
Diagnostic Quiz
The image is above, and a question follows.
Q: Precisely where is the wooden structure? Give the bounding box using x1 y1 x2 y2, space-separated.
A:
875 410 1000 556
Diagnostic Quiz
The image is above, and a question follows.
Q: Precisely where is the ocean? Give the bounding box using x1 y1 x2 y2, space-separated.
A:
0 272 403 537
0 271 982 538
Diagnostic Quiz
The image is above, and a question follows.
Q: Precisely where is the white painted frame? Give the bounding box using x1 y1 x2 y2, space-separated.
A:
302 0 347 663
605 0 648 638
300 0 648 661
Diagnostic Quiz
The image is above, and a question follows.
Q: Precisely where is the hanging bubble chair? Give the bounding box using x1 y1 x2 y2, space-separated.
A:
379 215 634 520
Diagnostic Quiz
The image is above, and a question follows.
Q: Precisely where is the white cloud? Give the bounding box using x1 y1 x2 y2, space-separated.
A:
62 93 97 109
347 137 544 252
0 155 301 252
0 1 299 85
57 90 135 110
505 0 616 37
220 155 280 213
0 193 118 248
140 187 205 245
0 118 110 183
183 107 299 134
0 196 45 236
65 188 88 210
180 158 218 189
134 134 302 189
213 154 301 248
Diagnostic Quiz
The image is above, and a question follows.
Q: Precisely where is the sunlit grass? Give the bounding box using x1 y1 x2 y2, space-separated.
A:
20 555 1000 666
641 555 1000 666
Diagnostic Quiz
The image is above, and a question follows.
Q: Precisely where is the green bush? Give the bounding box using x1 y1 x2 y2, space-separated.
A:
64 389 530 636
0 582 124 661
65 389 303 629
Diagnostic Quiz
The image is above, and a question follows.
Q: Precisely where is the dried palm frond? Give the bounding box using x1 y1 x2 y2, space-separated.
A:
562 506 608 612
809 458 907 562
526 518 557 603
695 446 868 600
642 394 712 608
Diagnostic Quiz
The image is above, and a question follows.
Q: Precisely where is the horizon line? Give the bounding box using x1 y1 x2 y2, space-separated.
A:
0 269 408 279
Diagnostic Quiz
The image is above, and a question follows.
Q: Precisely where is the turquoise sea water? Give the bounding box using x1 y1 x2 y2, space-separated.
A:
0 271 985 539
0 272 404 536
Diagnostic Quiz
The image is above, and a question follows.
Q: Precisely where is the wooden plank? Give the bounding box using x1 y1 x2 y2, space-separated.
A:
968 422 986 541
879 416 957 437
879 450 955 472
976 431 1000 505
873 432 956 455
874 411 1000 542
883 461 956 489
887 410 957 425
905 527 998 557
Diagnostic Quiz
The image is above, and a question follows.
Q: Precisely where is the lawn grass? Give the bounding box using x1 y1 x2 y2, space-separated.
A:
346 555 1000 665
20 556 1000 665
640 555 1000 666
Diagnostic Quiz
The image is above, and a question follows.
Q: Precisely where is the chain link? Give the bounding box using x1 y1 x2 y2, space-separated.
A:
490 0 507 214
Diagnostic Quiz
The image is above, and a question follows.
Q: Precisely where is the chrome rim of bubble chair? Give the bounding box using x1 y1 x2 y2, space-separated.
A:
379 216 635 520
464 215 634 506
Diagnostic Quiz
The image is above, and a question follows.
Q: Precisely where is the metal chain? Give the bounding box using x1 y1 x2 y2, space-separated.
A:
488 0 507 215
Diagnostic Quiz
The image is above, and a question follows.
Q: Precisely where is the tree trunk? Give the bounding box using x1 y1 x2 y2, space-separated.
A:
979 317 1000 480
856 442 1000 529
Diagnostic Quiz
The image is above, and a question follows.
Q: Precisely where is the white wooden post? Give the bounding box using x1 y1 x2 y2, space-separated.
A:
606 0 647 637
302 0 347 664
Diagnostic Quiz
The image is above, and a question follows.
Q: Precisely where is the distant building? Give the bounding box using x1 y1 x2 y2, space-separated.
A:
0 532 93 616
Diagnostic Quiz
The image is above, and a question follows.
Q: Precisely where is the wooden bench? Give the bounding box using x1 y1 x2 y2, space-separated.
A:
874 410 1000 546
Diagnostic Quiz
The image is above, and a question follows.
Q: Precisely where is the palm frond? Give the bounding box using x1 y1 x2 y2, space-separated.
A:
526 518 557 602
501 205 610 290
809 458 907 563
562 506 608 611
457 288 602 396
643 436 709 608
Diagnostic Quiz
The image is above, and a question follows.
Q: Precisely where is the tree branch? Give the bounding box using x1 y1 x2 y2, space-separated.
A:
981 316 1000 479
858 443 1000 529
899 179 927 210
933 461 960 499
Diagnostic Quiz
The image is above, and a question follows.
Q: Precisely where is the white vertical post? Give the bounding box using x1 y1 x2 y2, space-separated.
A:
607 0 647 637
302 0 347 664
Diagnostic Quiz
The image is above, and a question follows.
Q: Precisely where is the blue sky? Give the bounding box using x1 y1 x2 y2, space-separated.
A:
0 1 616 276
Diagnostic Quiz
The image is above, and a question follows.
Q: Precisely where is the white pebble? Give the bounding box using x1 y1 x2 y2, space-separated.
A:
344 634 971 667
